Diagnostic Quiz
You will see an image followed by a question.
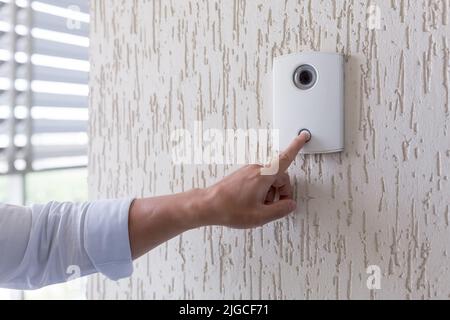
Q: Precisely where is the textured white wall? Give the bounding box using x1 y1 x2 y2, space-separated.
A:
88 0 450 299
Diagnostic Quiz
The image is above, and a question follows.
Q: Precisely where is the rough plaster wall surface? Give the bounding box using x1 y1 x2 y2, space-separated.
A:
88 0 450 299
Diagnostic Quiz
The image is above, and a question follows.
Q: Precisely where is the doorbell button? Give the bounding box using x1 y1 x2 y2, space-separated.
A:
273 52 344 154
298 129 312 143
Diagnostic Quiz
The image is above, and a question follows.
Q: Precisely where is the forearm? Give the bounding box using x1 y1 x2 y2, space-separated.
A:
128 189 209 259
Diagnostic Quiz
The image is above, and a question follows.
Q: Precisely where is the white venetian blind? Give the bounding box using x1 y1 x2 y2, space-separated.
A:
0 0 89 174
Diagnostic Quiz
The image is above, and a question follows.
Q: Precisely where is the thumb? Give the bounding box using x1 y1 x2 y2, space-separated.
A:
259 200 297 225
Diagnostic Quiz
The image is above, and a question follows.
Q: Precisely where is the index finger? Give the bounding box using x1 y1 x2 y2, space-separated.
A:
278 131 310 172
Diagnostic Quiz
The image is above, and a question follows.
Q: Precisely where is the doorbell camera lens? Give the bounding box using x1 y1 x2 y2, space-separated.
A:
299 70 312 85
293 65 317 90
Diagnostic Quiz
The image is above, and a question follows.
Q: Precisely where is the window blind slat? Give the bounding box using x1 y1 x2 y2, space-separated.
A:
32 119 87 133
33 11 89 38
25 66 88 84
36 0 89 14
33 144 87 159
29 39 88 60
2 92 88 108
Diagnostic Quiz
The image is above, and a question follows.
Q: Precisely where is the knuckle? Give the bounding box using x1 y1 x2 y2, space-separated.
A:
248 164 265 177
249 164 263 170
279 153 292 164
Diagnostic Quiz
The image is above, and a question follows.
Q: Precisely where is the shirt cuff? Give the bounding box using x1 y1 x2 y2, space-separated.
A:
84 198 134 281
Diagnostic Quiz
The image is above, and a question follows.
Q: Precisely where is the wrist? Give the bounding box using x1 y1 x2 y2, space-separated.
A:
184 188 214 229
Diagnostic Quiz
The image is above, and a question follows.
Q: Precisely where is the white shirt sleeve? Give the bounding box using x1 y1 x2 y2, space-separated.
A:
0 198 134 290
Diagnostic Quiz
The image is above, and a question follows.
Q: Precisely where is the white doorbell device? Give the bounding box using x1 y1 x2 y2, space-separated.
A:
273 52 344 154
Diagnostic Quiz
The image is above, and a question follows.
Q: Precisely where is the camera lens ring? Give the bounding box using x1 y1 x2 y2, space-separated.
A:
293 64 317 90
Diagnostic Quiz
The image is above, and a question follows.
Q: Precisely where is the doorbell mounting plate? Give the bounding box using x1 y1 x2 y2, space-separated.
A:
273 52 344 154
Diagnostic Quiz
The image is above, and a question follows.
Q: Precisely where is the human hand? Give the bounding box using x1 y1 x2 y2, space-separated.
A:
197 131 311 228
